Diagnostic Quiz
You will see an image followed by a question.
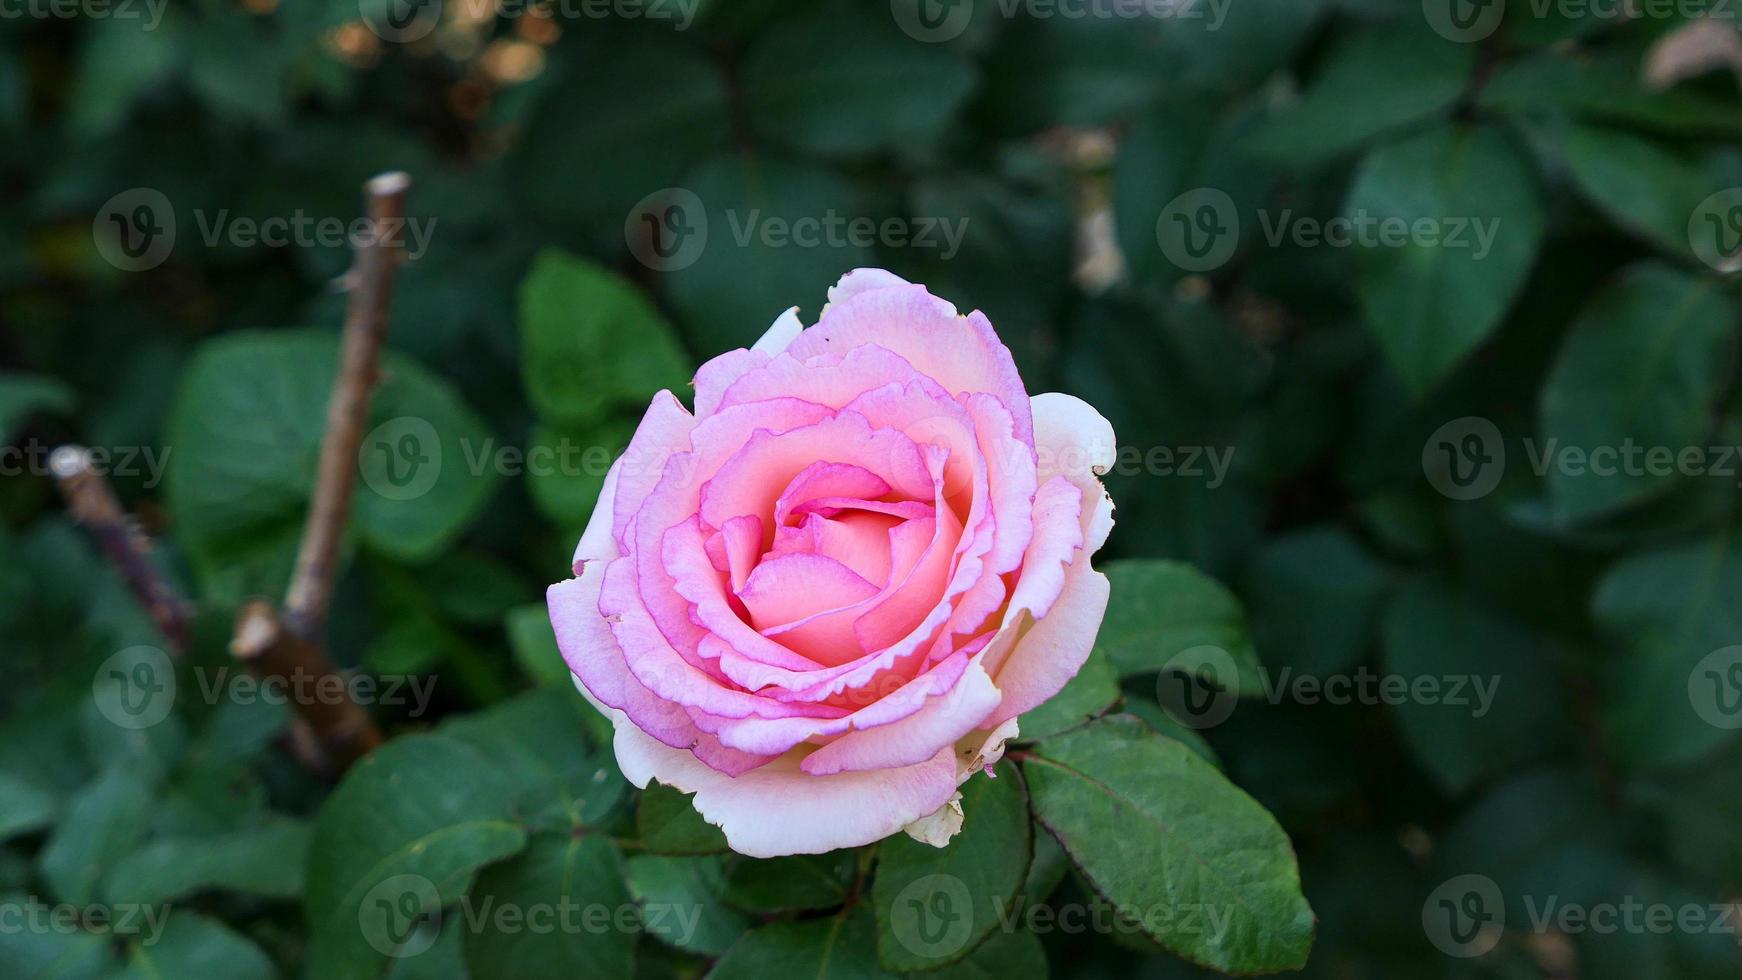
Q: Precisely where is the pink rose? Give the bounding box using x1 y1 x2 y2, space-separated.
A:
547 269 1115 857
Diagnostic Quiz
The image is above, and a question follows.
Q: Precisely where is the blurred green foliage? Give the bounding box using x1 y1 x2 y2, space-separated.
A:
3 0 1742 977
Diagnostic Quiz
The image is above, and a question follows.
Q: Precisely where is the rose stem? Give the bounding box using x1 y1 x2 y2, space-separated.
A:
50 445 194 656
229 172 411 776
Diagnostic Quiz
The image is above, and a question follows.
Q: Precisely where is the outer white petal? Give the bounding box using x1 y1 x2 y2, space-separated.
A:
572 459 623 567
824 268 912 311
610 723 959 858
903 793 963 848
753 305 805 354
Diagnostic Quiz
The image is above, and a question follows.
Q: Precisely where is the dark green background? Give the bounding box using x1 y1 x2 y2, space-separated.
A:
3 0 1741 977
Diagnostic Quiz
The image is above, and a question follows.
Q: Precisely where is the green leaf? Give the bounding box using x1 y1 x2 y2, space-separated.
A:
519 251 690 427
1379 577 1570 793
381 915 470 980
743 8 974 157
509 33 730 237
972 18 1165 134
1641 738 1742 890
1113 101 1272 287
462 835 635 980
636 782 729 856
1021 826 1071 904
919 928 1048 980
1594 534 1742 770
440 689 628 833
625 854 749 957
67 16 183 139
165 330 498 601
873 761 1032 971
105 818 309 906
1557 124 1712 255
1024 715 1314 974
525 419 633 529
711 904 895 980
1157 0 1324 102
0 372 73 442
1481 50 1742 139
0 892 113 979
426 551 530 627
1096 559 1263 694
1346 123 1545 394
115 912 275 980
1122 699 1222 769
663 154 875 356
1569 866 1742 980
188 696 288 768
1018 645 1120 741
505 603 571 690
1540 264 1738 522
1247 526 1389 676
723 851 854 913
39 764 156 906
1251 21 1474 167
0 772 56 843
305 735 530 980
977 0 1318 134
1434 769 1622 913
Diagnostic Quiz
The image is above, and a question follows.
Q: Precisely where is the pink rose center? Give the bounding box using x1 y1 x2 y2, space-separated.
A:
698 457 967 668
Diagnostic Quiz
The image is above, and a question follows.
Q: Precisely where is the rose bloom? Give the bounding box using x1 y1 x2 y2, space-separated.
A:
548 269 1115 857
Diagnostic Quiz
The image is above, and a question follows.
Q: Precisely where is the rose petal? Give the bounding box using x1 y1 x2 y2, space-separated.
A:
1032 391 1117 551
741 553 881 641
573 457 623 568
984 560 1111 727
772 461 892 529
611 723 960 858
802 655 1000 775
789 280 1034 444
550 573 771 776
609 391 698 553
691 306 806 417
